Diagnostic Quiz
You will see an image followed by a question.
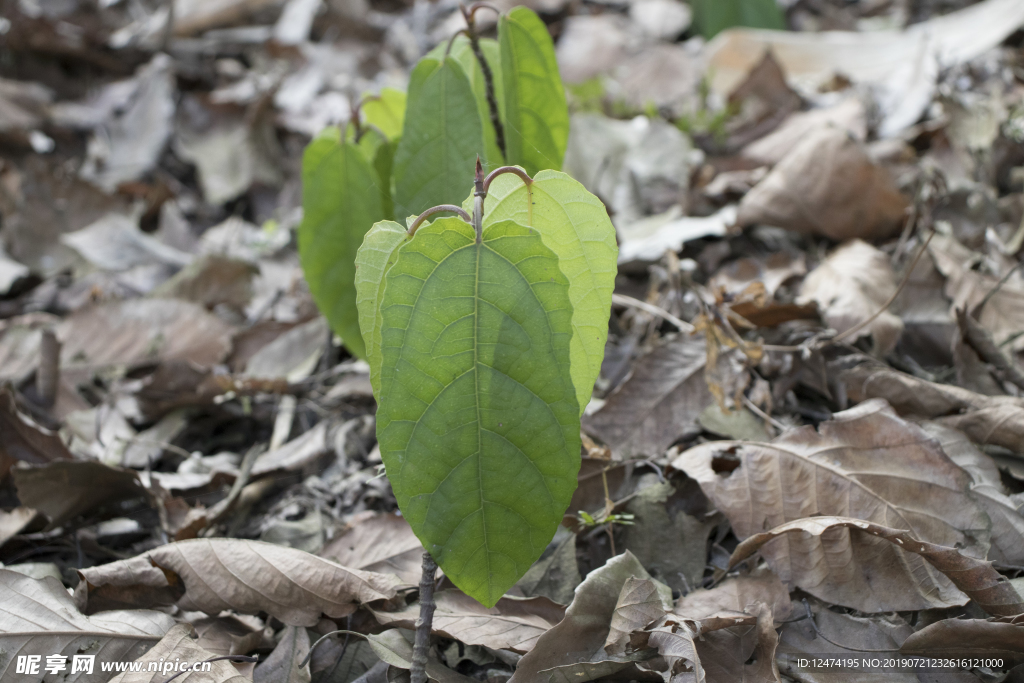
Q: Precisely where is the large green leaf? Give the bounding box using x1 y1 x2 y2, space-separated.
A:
473 169 618 413
692 0 786 39
392 57 485 219
299 127 387 359
376 217 581 606
354 220 408 395
362 87 406 140
498 7 569 175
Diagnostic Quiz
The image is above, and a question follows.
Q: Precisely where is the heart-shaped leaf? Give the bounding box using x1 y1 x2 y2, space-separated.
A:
354 220 409 394
478 170 618 412
376 216 581 606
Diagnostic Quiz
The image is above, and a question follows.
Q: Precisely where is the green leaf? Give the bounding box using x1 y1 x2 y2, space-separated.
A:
372 136 398 221
354 219 408 396
475 169 618 413
392 57 485 220
499 7 569 175
299 127 387 359
692 0 786 39
362 87 406 140
376 216 581 606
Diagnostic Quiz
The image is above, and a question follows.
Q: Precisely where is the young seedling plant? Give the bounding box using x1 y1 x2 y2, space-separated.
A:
356 159 616 681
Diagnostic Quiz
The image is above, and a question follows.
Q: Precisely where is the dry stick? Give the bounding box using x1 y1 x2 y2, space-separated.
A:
956 307 1024 393
611 293 695 333
462 3 506 159
204 444 263 527
300 630 367 668
36 328 60 408
410 551 439 683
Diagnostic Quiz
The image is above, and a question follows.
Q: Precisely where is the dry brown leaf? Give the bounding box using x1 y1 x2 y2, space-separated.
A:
510 527 581 605
798 240 903 355
672 399 991 612
709 252 806 299
741 97 867 167
776 599 916 682
0 386 73 479
583 336 712 458
929 233 1024 352
836 358 1024 452
509 551 652 683
320 512 424 586
729 516 1024 617
152 255 258 311
57 299 234 372
922 422 1024 565
76 538 402 627
14 460 149 529
604 577 671 654
108 623 251 683
675 571 793 622
900 616 1024 664
364 629 475 683
0 568 175 683
737 127 908 241
371 589 565 654
192 615 268 657
253 625 309 683
0 507 37 548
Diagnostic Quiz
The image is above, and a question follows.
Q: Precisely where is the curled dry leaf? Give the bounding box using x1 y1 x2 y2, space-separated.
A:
900 616 1024 664
0 568 175 683
364 629 475 683
509 551 652 683
736 127 908 242
108 623 250 683
320 512 423 586
797 240 903 355
253 625 309 683
728 516 1024 617
583 336 712 459
672 399 991 612
836 358 1024 452
0 386 73 479
370 589 565 654
76 538 402 627
604 576 672 654
675 570 793 622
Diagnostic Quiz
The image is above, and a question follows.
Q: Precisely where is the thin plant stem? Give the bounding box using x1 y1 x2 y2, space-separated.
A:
410 550 439 683
408 205 472 236
473 157 485 242
462 4 506 160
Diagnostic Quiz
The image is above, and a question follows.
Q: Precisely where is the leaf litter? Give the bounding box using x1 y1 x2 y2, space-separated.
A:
4 0 1024 681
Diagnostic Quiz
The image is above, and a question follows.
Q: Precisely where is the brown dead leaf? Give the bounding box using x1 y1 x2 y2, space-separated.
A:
0 386 73 480
108 623 251 683
371 589 565 654
604 576 672 654
0 568 175 683
929 233 1024 353
253 625 309 683
798 240 903 355
58 299 234 371
583 336 712 458
509 551 653 683
737 127 908 241
14 460 149 529
0 507 38 548
710 252 806 299
922 422 1024 565
728 516 1024 617
153 255 258 311
321 512 423 586
836 358 1024 452
192 615 268 657
900 616 1024 664
675 571 793 622
724 51 803 152
510 527 581 605
76 538 402 627
672 399 991 612
741 97 867 167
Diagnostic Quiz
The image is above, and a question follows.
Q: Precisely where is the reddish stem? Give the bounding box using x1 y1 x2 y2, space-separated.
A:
407 205 472 236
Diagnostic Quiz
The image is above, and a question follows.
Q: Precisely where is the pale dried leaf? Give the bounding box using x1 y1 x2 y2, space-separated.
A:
900 616 1024 663
371 589 565 654
76 539 402 627
604 577 670 654
798 240 903 355
108 623 250 683
254 625 310 683
509 551 652 683
510 527 581 605
321 513 423 586
0 568 174 683
675 571 792 622
364 630 475 683
583 336 712 458
672 399 991 612
729 516 1023 617
14 461 148 529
